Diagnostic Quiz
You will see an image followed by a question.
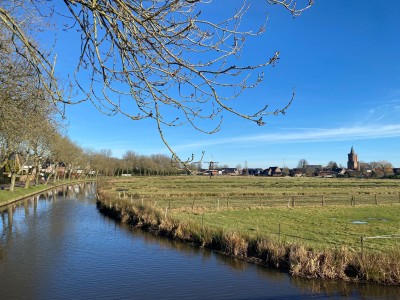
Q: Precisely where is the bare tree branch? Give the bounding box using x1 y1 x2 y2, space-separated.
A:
0 0 313 168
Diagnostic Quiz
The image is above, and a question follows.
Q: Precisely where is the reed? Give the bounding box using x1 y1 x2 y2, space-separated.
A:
96 177 400 285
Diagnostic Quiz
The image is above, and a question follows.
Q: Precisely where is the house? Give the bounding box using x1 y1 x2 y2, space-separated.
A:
264 167 282 176
316 169 336 178
246 168 264 176
222 168 239 176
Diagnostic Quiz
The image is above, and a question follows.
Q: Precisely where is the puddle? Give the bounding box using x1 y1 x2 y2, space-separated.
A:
367 218 388 222
351 220 368 224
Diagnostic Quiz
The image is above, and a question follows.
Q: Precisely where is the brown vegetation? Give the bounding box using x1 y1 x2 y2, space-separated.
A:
96 186 400 286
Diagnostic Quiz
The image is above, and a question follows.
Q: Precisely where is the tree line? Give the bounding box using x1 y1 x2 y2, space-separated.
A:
0 25 183 191
0 0 313 172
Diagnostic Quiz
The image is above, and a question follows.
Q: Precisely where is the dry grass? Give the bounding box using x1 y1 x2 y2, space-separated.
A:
96 176 400 285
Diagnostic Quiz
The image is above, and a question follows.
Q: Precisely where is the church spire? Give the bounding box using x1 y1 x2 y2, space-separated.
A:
347 146 359 170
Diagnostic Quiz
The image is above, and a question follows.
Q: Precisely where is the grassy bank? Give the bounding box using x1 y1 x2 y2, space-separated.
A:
97 176 400 285
0 179 94 207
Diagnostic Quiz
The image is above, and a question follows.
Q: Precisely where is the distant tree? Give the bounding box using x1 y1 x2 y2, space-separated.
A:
370 160 393 171
359 161 371 171
305 167 315 177
380 160 393 169
384 168 394 177
297 159 308 169
326 161 338 170
371 169 385 178
241 161 249 176
281 167 290 176
359 162 372 178
369 161 380 170
123 150 138 174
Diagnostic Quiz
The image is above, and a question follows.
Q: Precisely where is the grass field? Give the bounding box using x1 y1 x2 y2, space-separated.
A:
97 176 400 284
99 176 400 251
106 175 400 206
175 206 400 252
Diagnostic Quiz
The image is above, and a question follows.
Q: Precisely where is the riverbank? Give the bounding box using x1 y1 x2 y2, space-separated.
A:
96 177 400 286
0 179 96 208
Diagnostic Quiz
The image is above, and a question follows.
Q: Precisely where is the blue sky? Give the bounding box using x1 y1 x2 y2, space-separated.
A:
53 1 400 168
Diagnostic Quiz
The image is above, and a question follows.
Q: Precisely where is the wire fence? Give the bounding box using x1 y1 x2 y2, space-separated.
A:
118 190 400 210
114 190 400 254
361 235 400 256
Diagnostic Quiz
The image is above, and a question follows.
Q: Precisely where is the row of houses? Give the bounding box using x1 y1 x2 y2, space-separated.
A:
200 166 400 178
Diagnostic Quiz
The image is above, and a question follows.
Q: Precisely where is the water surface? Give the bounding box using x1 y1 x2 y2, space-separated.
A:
1 183 398 299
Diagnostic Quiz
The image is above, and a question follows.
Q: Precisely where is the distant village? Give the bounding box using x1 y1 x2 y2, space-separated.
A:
1 146 399 187
200 147 400 179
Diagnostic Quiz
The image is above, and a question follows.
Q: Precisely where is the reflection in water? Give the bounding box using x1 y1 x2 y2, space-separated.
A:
0 182 399 300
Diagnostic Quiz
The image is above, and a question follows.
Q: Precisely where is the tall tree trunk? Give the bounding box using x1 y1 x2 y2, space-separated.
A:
24 168 31 189
44 167 56 186
35 164 40 185
44 173 51 186
9 172 17 192
53 166 58 183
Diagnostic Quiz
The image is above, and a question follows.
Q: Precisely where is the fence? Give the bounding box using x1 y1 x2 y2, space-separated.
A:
115 190 400 254
361 235 400 258
119 191 400 210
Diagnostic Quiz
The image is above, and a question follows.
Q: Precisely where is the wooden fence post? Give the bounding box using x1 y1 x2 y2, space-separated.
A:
278 223 281 240
360 236 364 261
168 199 171 210
217 198 220 210
321 195 324 206
292 196 295 207
375 194 378 205
192 197 195 210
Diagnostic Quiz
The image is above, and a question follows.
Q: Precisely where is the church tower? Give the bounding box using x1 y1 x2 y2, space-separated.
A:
347 146 360 170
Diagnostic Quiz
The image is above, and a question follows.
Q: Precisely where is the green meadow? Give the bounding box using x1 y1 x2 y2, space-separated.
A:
97 176 400 284
101 176 400 252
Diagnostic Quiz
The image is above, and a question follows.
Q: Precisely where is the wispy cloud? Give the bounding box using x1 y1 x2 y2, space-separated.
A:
173 124 400 151
359 100 400 125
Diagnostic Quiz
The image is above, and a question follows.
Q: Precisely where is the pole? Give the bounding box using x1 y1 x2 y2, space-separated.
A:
360 236 364 261
278 223 281 240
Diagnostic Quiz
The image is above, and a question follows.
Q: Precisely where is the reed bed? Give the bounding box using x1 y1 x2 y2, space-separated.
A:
97 176 400 285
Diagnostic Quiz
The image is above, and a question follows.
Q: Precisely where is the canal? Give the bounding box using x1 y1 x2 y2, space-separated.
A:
0 183 398 299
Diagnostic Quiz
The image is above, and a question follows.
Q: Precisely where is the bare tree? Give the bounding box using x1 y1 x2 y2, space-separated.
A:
326 161 338 170
1 0 313 171
297 159 308 169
